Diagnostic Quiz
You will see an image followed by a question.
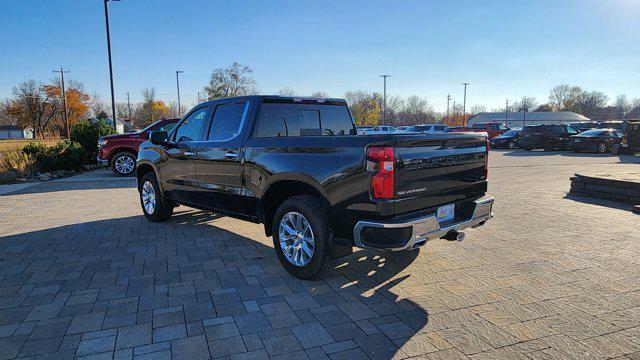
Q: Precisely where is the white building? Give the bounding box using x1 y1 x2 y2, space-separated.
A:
0 126 33 139
467 111 589 128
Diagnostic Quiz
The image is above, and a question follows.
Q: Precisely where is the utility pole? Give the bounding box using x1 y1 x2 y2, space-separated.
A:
176 70 183 116
104 0 119 132
380 75 390 123
197 91 201 103
446 94 452 122
461 83 470 125
53 67 71 139
505 99 509 124
126 92 132 123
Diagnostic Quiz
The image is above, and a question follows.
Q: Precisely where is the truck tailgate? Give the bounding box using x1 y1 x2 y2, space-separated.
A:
393 134 488 214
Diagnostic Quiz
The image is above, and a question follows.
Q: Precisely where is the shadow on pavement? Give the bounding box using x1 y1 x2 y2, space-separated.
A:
564 193 636 212
2 179 136 196
0 209 428 359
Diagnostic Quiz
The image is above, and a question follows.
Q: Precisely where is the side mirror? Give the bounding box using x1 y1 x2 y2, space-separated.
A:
150 131 168 145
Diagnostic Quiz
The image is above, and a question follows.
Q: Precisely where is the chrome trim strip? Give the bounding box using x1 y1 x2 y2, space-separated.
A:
353 196 494 251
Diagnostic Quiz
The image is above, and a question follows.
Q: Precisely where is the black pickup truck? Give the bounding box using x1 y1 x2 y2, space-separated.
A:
136 96 494 279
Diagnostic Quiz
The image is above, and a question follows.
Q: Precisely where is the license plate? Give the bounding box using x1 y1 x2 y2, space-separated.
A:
437 204 455 223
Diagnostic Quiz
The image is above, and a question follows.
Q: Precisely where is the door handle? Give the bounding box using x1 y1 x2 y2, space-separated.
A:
224 152 238 159
184 151 195 156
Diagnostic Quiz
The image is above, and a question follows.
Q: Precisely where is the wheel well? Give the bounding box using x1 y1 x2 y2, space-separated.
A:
136 164 154 185
262 180 329 237
109 148 138 164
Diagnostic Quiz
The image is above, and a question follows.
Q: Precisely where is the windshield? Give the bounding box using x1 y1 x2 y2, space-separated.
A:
502 130 519 137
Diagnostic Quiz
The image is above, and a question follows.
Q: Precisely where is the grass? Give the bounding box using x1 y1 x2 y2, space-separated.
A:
0 139 57 153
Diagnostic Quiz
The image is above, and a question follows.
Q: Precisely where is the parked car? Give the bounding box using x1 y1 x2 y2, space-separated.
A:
568 129 624 153
444 126 472 133
357 125 397 135
396 126 410 132
617 119 640 154
490 128 522 149
519 124 579 151
570 122 599 132
597 121 624 131
469 122 509 139
135 96 493 279
404 124 448 134
97 118 179 176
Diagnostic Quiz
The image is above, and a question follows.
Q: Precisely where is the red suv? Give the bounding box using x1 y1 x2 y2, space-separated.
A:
469 122 509 139
97 118 179 176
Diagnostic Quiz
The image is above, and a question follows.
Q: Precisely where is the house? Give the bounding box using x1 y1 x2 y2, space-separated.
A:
89 118 134 134
0 125 34 139
467 111 590 128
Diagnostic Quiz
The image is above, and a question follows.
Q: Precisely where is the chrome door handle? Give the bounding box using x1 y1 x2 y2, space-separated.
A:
184 151 195 156
224 152 238 159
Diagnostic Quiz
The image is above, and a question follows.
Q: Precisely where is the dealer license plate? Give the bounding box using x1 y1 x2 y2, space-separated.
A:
437 204 455 223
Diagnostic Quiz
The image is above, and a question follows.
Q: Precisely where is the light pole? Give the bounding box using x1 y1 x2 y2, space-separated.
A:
126 92 131 123
461 83 470 124
380 75 390 123
103 0 120 132
446 94 452 122
176 70 183 116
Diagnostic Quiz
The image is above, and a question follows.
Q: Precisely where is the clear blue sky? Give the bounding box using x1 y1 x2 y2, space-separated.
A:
1 0 638 112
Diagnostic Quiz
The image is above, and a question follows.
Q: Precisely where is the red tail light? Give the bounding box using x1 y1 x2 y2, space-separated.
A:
485 140 490 179
367 146 394 199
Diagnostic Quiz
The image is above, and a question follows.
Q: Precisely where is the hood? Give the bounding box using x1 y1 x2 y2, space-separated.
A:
100 131 143 141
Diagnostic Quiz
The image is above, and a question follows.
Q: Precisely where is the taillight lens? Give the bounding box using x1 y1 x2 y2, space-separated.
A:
485 140 490 179
367 146 394 199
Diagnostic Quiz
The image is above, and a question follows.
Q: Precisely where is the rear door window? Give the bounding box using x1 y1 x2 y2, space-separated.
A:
255 103 355 137
208 102 249 141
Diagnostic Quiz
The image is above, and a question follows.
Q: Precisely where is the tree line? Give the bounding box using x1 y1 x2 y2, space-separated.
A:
2 62 640 138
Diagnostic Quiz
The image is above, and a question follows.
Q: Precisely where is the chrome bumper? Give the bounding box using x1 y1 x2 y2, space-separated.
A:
353 196 494 251
96 156 108 166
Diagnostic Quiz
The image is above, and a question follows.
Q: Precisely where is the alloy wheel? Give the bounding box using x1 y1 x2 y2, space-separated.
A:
115 155 135 175
279 212 315 267
142 181 156 214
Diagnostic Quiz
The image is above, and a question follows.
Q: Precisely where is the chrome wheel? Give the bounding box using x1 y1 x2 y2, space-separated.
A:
142 181 156 214
508 141 515 149
598 143 607 153
279 212 315 267
115 155 135 175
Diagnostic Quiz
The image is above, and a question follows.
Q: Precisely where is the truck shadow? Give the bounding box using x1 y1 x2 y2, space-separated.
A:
0 209 430 359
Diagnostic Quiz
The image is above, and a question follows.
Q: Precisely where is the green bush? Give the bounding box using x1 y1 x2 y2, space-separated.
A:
23 140 87 172
71 120 116 162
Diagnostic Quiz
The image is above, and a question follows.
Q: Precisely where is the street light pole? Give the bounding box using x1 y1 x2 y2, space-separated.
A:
380 75 390 123
53 66 70 139
103 0 119 132
176 70 183 116
461 83 470 125
446 94 452 122
126 92 131 123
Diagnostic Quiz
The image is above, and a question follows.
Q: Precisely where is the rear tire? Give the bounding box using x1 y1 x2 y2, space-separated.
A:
272 195 334 279
597 142 608 153
111 151 136 177
508 141 515 149
139 172 173 222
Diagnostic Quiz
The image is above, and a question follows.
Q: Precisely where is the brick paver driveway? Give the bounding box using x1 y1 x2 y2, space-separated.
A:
0 151 639 359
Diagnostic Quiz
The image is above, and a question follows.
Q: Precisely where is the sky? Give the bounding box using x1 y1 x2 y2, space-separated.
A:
1 0 639 112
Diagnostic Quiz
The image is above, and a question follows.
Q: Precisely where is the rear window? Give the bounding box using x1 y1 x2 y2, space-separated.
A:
208 102 248 141
255 103 355 137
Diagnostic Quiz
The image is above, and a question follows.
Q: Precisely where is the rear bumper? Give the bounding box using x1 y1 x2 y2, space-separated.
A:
353 196 494 251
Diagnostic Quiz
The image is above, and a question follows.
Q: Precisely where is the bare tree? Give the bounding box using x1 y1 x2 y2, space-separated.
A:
512 96 538 112
577 91 608 117
7 80 58 138
549 84 581 111
90 92 108 119
311 91 328 98
399 95 436 124
615 94 631 116
469 104 487 116
204 62 258 100
277 87 296 96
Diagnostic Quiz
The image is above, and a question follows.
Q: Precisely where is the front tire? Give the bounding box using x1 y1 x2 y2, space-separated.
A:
111 151 136 177
508 141 515 149
139 172 173 222
272 195 334 279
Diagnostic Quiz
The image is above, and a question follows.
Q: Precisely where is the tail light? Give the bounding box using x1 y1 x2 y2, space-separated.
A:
485 140 490 179
367 146 394 199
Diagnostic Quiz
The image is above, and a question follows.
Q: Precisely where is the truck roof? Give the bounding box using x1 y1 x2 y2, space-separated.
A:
198 95 348 106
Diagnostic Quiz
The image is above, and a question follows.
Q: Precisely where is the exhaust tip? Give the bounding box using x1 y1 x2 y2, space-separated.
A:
456 232 465 241
442 230 465 241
